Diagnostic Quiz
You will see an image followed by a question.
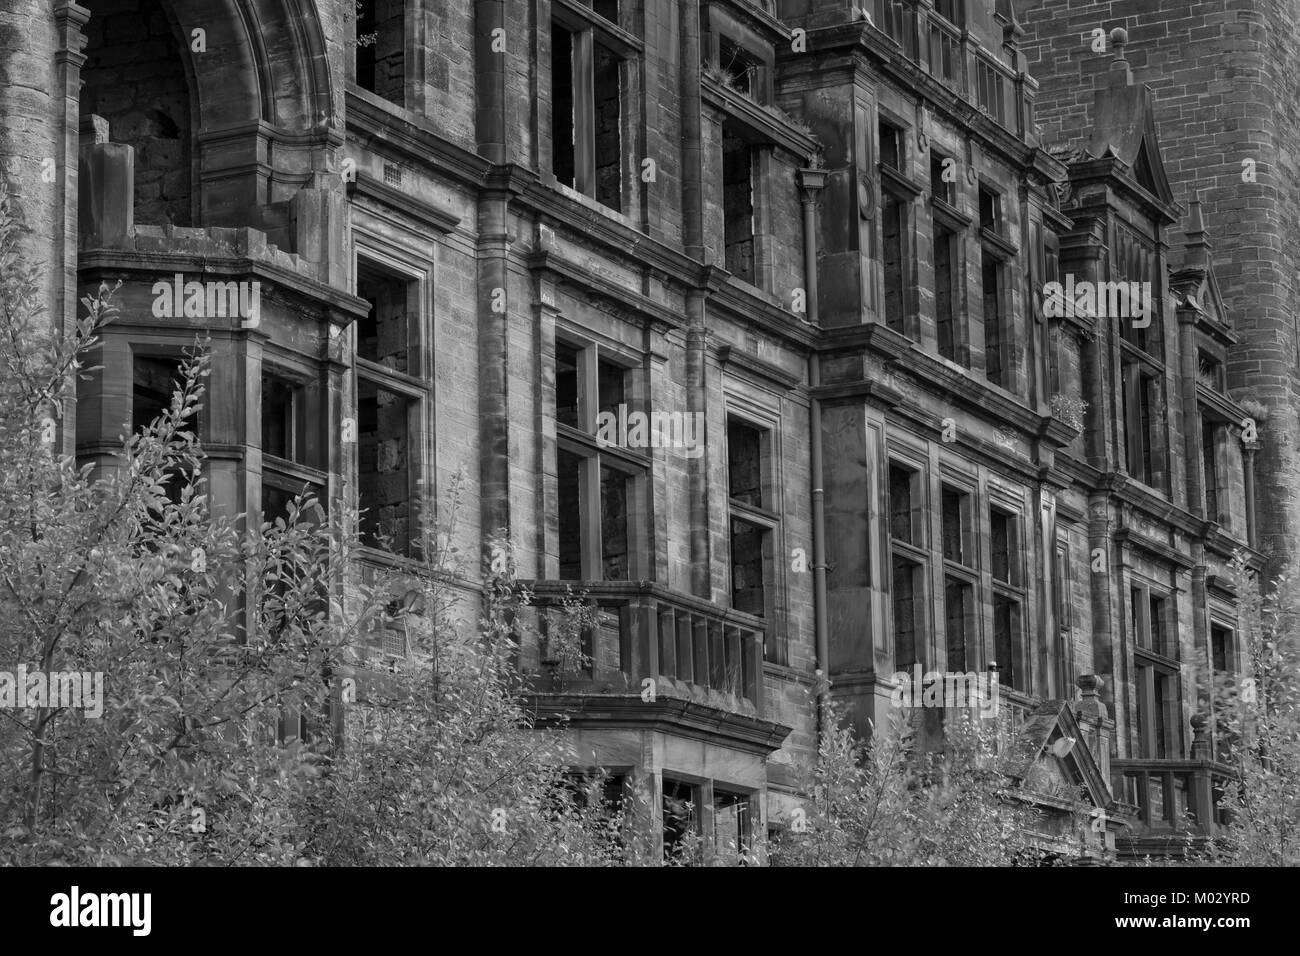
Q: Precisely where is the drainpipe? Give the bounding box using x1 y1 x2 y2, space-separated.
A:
799 167 829 737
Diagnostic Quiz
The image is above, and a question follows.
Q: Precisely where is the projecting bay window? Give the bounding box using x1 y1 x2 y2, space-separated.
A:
551 0 635 213
553 340 647 581
989 505 1025 692
355 260 426 556
889 462 927 670
941 485 976 673
1131 584 1180 759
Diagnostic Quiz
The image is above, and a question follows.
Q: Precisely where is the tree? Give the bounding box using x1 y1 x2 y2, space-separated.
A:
0 200 633 866
1213 557 1300 865
769 696 1041 867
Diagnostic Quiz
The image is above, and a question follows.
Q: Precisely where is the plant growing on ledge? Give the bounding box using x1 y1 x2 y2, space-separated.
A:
1049 393 1088 431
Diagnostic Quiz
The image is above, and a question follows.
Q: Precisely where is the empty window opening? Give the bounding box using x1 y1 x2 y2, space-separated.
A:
662 778 699 863
355 0 405 106
934 225 957 362
80 0 193 227
982 254 1004 387
879 119 903 171
882 191 906 333
357 380 413 554
722 121 756 283
727 419 764 508
356 265 413 373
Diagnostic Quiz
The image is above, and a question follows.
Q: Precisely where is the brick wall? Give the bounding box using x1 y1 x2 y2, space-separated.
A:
1021 0 1300 568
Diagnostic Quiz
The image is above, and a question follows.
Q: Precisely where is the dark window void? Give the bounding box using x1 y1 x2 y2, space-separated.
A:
262 376 297 461
882 192 906 333
722 122 755 283
355 0 405 106
551 22 623 212
892 556 920 669
357 379 412 554
941 487 967 564
558 448 583 579
979 187 1002 233
945 577 971 671
80 0 192 227
879 120 902 171
593 40 622 210
600 466 630 580
598 360 625 420
889 464 915 544
990 507 1013 584
1203 419 1220 521
727 419 764 508
993 594 1017 689
662 778 699 863
552 23 576 190
356 265 411 373
718 37 761 98
934 225 957 362
1211 625 1231 673
556 343 580 428
931 153 952 205
983 254 1004 387
934 0 965 26
713 790 752 865
730 517 766 616
133 356 196 437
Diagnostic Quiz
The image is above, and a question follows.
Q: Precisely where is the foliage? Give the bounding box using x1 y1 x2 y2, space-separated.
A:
1212 557 1300 865
769 698 1040 866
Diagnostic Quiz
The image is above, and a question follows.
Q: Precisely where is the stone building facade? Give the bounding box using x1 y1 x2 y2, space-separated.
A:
0 0 1278 861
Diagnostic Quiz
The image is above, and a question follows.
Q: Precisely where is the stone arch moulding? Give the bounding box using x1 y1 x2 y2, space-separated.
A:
99 0 341 229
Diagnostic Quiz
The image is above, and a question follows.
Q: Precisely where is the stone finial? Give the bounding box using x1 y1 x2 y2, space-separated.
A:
1074 673 1108 720
1191 713 1212 759
1109 27 1132 87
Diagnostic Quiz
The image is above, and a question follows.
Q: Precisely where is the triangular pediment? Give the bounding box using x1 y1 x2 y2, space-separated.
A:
1009 701 1113 813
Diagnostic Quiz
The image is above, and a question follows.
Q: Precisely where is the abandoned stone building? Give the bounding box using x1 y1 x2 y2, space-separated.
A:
0 0 1281 862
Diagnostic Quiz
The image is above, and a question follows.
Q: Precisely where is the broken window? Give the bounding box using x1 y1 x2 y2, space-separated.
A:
930 152 953 206
934 223 958 362
727 418 777 624
355 0 405 106
1201 413 1228 523
889 462 927 671
989 505 1024 691
979 186 1002 234
981 252 1006 387
1122 360 1165 491
879 119 903 171
1131 584 1180 758
941 486 968 563
261 371 326 528
934 0 965 27
722 120 756 283
553 339 645 581
355 260 424 556
132 355 200 508
550 10 627 212
882 191 907 334
942 485 975 675
662 778 700 864
945 577 972 672
713 789 753 865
